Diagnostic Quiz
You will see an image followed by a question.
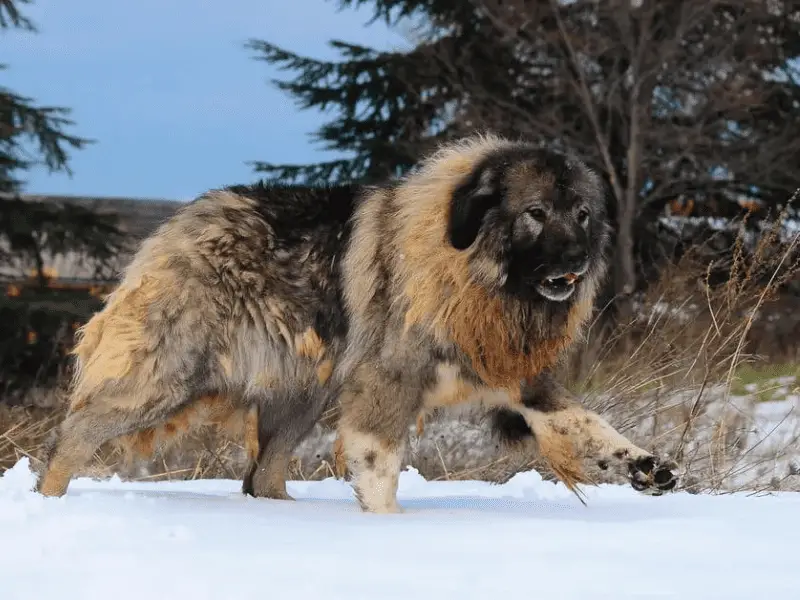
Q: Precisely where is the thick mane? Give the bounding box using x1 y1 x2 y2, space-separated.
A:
392 134 598 390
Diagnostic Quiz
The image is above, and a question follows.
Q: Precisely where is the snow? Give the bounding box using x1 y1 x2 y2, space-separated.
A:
2 458 799 600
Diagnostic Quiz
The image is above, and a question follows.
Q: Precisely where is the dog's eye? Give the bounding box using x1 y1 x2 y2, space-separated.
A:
577 208 590 225
528 208 547 222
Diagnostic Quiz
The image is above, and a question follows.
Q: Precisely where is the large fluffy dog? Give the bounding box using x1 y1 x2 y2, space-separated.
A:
37 135 678 510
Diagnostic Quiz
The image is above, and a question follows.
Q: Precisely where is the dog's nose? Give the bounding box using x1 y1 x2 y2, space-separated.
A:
562 247 589 273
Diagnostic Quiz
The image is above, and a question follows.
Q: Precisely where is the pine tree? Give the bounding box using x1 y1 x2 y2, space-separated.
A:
248 0 800 313
0 0 124 286
0 1 129 399
0 0 90 193
247 0 523 185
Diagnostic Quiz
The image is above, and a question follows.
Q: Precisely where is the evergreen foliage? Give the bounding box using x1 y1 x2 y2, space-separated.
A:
249 0 800 305
0 0 124 285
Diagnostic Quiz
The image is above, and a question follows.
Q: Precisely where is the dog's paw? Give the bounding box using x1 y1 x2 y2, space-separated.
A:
627 455 679 496
597 449 679 496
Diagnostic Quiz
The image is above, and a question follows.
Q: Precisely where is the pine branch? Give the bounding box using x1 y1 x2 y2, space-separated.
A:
0 83 94 193
0 0 35 31
246 32 470 183
0 1 121 279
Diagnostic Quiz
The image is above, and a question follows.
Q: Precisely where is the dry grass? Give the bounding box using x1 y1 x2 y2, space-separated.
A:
1 405 63 472
561 205 800 493
2 209 799 494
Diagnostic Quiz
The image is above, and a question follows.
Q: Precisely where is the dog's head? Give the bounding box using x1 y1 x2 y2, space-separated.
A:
447 143 611 304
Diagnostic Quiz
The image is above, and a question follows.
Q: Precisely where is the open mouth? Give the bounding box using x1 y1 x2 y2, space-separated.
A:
534 272 579 302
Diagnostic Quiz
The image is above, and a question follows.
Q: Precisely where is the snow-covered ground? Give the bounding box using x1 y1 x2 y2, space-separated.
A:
2 458 799 600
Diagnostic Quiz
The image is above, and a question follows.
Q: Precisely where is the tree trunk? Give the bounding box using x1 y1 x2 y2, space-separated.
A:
32 235 47 290
614 191 637 325
615 84 644 330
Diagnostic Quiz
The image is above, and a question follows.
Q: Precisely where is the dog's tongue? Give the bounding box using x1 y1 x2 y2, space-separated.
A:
563 273 578 284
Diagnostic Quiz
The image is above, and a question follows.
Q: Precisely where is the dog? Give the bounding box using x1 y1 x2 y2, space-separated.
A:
37 134 678 510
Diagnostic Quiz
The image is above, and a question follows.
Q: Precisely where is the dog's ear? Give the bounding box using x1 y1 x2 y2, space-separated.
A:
447 165 504 250
587 168 611 220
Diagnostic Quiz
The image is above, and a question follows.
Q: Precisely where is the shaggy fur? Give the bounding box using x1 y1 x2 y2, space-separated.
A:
37 134 678 509
37 183 359 499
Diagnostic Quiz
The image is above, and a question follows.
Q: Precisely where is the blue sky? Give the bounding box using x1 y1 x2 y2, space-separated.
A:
1 1 407 199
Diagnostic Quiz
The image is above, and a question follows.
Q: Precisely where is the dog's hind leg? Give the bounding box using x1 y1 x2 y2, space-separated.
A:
242 388 330 500
37 393 179 497
242 433 295 500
